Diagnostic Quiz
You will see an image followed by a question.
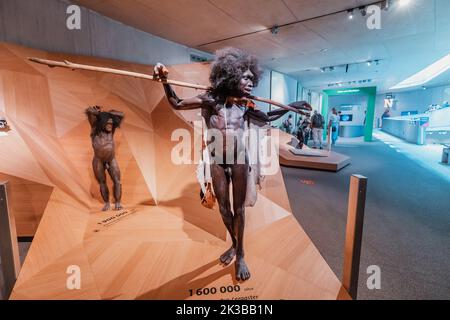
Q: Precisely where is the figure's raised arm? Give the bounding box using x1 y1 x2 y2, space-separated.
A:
85 106 101 127
108 110 124 118
108 109 125 127
153 63 206 110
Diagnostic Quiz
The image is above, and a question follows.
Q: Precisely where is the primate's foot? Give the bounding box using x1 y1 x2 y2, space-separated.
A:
235 258 251 281
102 203 111 211
115 202 123 211
220 247 236 265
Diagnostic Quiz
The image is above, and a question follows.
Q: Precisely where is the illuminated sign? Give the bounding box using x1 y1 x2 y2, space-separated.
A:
384 98 395 109
336 89 360 94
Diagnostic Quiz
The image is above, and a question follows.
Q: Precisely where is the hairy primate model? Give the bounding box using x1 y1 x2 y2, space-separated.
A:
154 48 310 281
85 106 124 211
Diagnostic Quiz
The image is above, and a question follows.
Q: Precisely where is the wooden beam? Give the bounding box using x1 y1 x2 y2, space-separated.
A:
342 174 368 300
0 181 21 299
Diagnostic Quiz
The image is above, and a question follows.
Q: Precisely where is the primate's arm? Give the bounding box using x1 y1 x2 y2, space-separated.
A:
246 101 312 123
85 106 101 128
108 110 125 127
154 63 207 110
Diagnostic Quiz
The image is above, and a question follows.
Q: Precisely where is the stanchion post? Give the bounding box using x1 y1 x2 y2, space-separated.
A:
342 174 367 300
0 181 20 299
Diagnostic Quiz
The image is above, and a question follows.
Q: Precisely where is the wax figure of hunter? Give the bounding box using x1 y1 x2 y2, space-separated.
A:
154 47 310 281
85 106 124 211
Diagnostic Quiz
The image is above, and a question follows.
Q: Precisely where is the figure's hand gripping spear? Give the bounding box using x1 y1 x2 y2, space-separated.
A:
28 57 312 115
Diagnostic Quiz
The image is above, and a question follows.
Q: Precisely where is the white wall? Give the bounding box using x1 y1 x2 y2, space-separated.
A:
0 0 211 66
270 71 298 129
375 85 450 120
252 70 271 113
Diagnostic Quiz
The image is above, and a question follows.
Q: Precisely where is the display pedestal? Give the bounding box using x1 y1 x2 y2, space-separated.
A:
279 131 351 172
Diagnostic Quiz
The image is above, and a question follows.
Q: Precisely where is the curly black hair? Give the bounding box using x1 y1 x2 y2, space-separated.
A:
209 47 262 98
92 111 123 136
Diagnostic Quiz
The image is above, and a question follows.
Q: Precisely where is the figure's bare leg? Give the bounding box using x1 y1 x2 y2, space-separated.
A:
93 157 110 211
211 164 236 265
107 158 122 210
231 164 250 281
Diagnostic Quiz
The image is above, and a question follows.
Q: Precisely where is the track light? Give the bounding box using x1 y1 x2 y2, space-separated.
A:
381 0 390 10
359 6 367 17
270 25 279 35
347 9 354 20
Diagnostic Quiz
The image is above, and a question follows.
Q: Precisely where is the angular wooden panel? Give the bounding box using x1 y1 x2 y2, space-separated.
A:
0 174 53 237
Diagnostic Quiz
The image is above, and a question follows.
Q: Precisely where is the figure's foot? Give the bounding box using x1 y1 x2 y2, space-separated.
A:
114 202 123 211
102 203 111 211
220 247 236 266
235 258 251 281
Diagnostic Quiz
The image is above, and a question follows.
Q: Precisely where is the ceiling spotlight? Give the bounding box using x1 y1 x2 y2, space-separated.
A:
320 68 325 73
270 25 280 35
399 0 411 7
381 0 391 10
359 6 367 17
422 86 427 90
330 66 335 71
367 61 372 67
375 60 380 66
347 9 354 20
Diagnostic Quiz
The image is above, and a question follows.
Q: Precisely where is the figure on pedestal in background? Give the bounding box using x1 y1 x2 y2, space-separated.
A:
153 47 310 281
85 106 124 211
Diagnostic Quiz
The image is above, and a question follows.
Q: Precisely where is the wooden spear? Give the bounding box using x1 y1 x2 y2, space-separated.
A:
28 57 310 113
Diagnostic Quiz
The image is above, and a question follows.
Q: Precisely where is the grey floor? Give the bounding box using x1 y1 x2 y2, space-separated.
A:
282 138 450 300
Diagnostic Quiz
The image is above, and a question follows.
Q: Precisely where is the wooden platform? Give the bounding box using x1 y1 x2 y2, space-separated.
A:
278 131 351 172
0 42 349 300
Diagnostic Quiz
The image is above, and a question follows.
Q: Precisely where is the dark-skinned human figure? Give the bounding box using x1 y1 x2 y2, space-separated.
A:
85 106 124 211
154 47 310 281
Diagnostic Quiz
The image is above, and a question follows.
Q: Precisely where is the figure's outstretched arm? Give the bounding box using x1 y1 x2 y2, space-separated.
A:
85 106 100 128
247 101 312 123
270 101 312 120
267 108 289 121
154 63 205 110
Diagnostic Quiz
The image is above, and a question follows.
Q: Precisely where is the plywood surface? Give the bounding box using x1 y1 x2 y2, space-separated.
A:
0 42 349 300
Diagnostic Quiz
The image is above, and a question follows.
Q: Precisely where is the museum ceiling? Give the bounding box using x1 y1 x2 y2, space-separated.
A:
74 0 450 93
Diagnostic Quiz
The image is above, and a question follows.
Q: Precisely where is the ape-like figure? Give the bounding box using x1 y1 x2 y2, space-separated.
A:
85 106 124 211
154 48 310 281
